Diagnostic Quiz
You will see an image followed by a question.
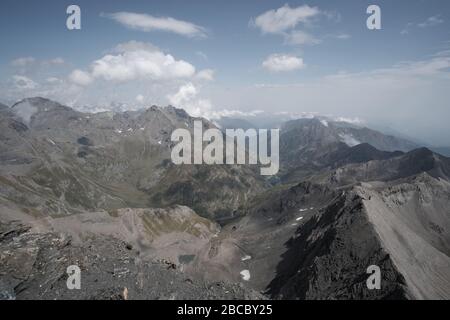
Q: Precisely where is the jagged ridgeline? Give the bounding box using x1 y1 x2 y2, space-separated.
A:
0 97 266 221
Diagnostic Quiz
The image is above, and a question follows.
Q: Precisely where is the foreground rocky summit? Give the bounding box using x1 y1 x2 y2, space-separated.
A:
0 220 263 300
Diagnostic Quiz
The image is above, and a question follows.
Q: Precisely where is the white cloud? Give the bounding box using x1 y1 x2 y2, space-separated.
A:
196 69 215 81
12 75 38 89
418 15 444 28
11 57 36 67
250 4 344 47
135 94 145 103
69 69 93 86
252 4 319 34
68 41 196 84
168 82 198 106
91 51 194 82
262 54 304 72
103 12 207 38
167 82 213 118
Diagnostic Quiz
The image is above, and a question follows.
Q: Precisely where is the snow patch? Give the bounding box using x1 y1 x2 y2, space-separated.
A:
296 216 303 221
320 119 329 127
241 255 252 261
240 270 251 281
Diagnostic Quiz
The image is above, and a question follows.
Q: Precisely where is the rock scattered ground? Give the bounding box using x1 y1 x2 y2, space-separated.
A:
0 220 263 300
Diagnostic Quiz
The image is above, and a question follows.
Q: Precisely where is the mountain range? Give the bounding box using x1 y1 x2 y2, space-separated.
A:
0 97 449 300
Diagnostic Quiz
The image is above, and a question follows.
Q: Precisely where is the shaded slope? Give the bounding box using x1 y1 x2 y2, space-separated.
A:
266 190 408 300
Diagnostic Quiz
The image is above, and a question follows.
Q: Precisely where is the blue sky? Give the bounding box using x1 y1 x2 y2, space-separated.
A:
1 0 450 145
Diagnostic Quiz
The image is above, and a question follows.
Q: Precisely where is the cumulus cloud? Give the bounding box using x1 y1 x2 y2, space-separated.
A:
68 41 196 84
168 82 197 106
262 54 304 72
167 83 264 120
167 82 214 117
103 12 207 38
69 69 93 86
251 4 319 34
90 51 195 82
